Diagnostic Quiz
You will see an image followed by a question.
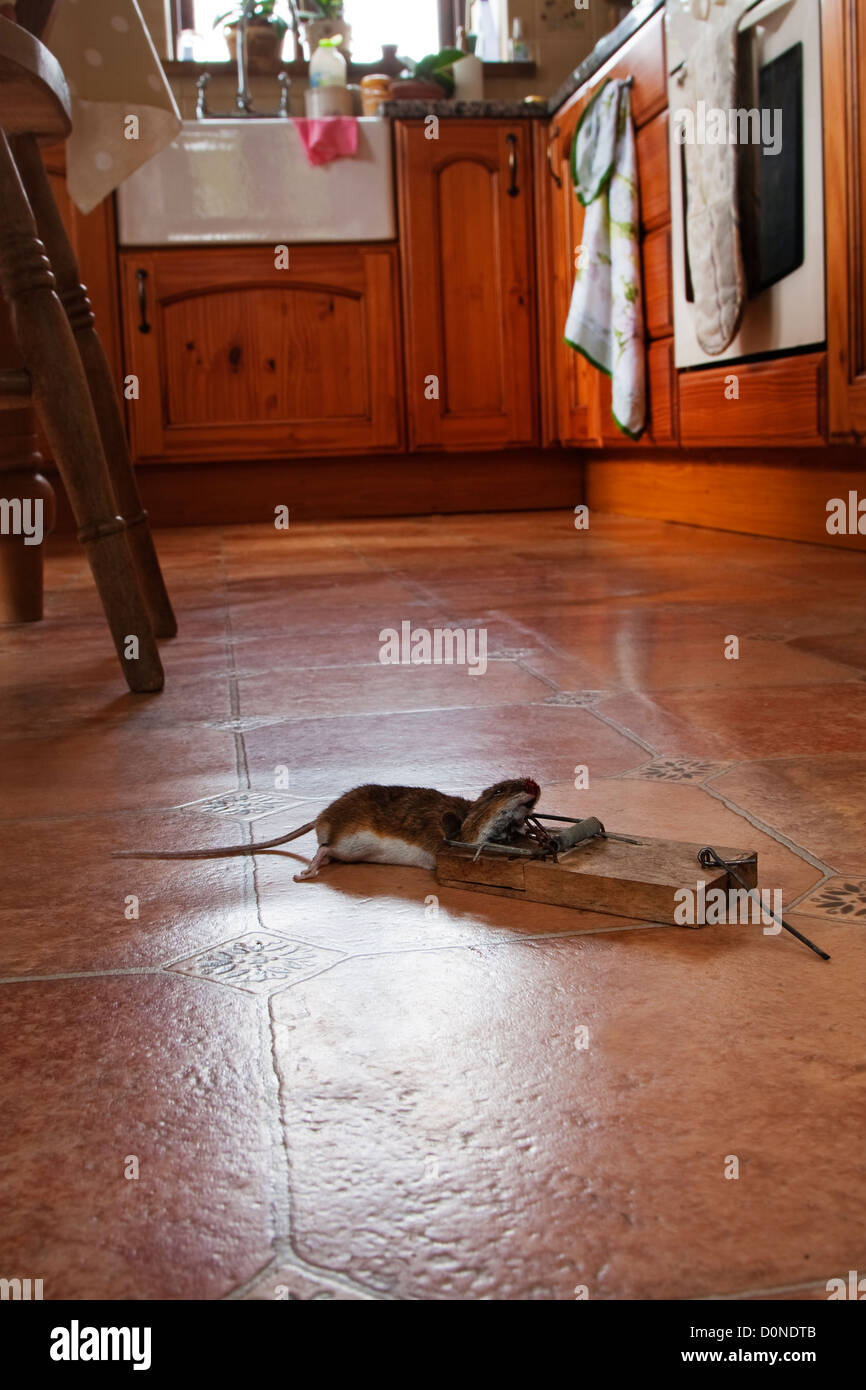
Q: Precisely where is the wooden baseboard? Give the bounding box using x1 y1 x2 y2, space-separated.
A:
48 446 866 548
48 448 584 530
585 450 866 549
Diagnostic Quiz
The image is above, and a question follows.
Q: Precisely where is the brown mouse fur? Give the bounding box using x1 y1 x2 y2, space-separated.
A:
114 777 540 882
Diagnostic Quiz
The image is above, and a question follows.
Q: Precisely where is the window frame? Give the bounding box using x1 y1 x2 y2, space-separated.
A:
168 1 458 61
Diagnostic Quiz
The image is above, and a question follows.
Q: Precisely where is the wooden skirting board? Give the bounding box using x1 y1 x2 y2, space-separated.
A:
47 449 583 530
585 449 866 550
46 446 866 544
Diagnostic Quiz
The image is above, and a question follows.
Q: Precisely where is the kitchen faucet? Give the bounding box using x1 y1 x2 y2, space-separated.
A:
196 0 291 119
234 0 255 114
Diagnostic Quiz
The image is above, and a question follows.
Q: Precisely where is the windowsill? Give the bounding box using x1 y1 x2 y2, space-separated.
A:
162 59 537 81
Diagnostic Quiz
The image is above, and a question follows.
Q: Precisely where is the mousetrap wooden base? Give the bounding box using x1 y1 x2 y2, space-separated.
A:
436 832 758 927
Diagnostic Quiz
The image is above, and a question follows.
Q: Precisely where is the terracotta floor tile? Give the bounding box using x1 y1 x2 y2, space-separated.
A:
5 512 865 1301
273 923 865 1299
238 1261 376 1300
743 1283 838 1301
519 634 857 695
713 758 866 875
226 610 487 675
0 669 232 740
597 684 866 761
236 659 551 722
226 576 427 633
242 703 648 799
0 975 278 1299
790 629 866 673
0 811 256 976
0 725 238 818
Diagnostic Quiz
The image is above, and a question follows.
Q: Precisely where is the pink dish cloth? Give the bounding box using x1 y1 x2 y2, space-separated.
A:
292 117 359 167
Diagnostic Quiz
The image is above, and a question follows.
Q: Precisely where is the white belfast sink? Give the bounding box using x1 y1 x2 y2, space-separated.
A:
116 117 395 246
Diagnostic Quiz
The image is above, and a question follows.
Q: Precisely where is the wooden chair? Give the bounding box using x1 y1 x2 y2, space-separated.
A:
0 9 175 692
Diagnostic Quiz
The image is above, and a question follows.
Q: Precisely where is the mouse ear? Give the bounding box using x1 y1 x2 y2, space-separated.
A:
441 810 463 841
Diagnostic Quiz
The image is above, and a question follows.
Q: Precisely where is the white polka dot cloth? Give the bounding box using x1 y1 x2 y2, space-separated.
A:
44 0 181 215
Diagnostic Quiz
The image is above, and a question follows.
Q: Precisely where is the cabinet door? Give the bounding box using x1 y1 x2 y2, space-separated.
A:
396 121 537 451
118 245 402 462
823 0 866 439
546 98 603 446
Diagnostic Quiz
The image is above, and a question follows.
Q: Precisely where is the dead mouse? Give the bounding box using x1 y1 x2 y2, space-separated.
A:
113 778 540 882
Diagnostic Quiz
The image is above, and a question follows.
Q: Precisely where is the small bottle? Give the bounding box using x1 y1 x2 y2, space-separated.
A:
309 36 347 89
508 19 530 63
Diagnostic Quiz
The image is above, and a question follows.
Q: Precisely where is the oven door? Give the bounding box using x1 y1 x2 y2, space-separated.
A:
669 0 825 369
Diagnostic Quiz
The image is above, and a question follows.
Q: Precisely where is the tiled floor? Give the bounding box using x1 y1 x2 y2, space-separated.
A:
2 510 865 1301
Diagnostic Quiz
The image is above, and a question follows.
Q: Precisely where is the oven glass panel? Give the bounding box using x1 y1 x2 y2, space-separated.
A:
756 42 804 291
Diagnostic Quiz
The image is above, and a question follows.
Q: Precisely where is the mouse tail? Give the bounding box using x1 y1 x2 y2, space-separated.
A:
112 819 318 860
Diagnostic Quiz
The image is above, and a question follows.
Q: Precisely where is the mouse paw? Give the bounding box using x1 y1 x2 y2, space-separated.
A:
293 847 330 882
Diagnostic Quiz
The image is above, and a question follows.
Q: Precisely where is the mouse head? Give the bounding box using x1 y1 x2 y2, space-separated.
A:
457 778 540 846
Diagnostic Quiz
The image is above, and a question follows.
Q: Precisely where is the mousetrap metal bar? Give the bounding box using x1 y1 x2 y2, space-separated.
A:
442 813 640 864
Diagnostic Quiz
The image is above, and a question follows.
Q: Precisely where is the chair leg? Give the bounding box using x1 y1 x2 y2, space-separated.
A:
12 135 177 639
0 293 55 624
0 129 163 692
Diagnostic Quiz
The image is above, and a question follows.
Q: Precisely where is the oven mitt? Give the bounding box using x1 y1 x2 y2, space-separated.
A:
565 77 646 439
675 15 747 355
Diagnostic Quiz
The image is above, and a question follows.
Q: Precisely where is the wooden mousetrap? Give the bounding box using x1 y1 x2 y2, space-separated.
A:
436 812 757 929
437 813 830 958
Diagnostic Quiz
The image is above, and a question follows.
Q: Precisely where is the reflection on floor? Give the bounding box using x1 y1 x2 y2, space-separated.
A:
1 510 865 1300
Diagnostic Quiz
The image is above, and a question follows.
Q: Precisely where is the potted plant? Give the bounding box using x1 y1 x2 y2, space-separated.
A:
214 2 290 75
386 48 465 101
298 2 352 61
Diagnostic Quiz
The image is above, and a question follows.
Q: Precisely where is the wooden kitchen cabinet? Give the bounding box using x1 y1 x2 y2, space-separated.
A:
41 146 123 386
822 0 866 440
118 245 403 461
395 120 537 451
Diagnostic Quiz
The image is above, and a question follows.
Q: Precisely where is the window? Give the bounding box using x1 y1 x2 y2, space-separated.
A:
174 2 450 64
341 2 441 64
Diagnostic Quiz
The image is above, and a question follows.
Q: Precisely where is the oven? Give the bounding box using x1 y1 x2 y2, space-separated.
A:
667 0 825 369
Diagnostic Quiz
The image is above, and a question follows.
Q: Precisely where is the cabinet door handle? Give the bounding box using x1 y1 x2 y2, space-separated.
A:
135 268 151 335
506 133 519 198
547 126 562 188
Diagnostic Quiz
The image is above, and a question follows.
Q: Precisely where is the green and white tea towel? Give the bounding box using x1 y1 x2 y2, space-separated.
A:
565 78 646 439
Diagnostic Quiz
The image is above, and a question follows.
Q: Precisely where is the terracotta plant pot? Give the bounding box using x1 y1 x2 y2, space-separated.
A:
386 78 447 102
224 19 286 76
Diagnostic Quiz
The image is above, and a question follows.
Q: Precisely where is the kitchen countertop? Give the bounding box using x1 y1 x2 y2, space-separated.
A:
380 99 547 120
547 0 666 113
382 0 666 121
